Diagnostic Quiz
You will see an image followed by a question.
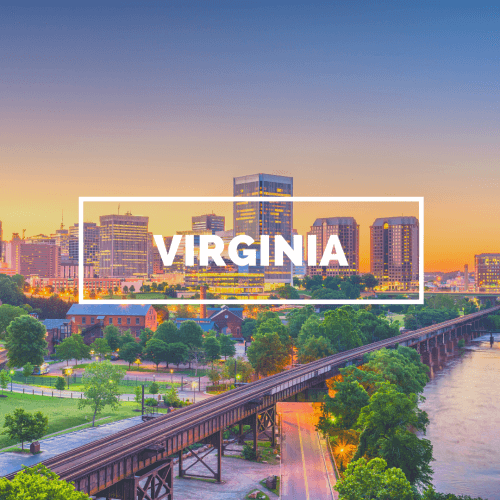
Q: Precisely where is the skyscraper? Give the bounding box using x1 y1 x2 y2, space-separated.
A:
307 217 359 277
192 214 225 233
0 220 2 262
99 212 149 277
475 254 500 291
69 222 100 276
233 173 293 283
370 217 419 290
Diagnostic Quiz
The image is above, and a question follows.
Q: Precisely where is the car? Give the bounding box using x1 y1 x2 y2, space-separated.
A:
32 363 50 375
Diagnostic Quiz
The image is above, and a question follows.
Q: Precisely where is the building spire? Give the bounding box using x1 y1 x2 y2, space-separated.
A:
60 209 64 230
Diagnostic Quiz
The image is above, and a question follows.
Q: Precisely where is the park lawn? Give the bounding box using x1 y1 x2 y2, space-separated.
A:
0 392 142 449
387 313 405 323
26 381 179 395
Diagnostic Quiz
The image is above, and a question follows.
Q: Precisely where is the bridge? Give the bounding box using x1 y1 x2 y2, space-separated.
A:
4 306 499 500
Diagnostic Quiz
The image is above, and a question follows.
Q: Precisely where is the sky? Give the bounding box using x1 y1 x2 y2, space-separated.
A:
1 1 498 272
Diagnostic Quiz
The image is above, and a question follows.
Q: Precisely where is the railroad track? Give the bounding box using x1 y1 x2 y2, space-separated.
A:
5 305 498 482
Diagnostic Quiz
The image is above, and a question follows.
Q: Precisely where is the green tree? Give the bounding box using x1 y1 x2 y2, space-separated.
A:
129 285 135 293
319 380 369 433
55 376 66 396
204 337 221 368
79 361 124 426
322 306 363 352
276 284 300 299
103 325 122 351
56 334 91 366
0 370 10 395
165 342 189 367
134 386 142 407
335 457 414 500
175 304 195 318
163 386 181 407
219 334 236 360
207 367 222 385
241 318 257 340
222 356 254 383
2 408 48 451
6 315 48 368
148 381 159 395
256 317 291 349
287 305 315 339
0 463 91 499
297 314 324 346
355 382 433 487
22 362 34 383
247 331 289 376
0 275 24 306
297 335 334 363
142 339 169 370
0 304 28 339
179 320 204 348
139 327 155 347
90 338 112 361
153 321 182 344
120 342 143 368
362 274 379 290
120 330 137 346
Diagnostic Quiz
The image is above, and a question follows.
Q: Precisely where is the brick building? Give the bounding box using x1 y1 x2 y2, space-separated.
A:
43 319 76 354
66 304 158 341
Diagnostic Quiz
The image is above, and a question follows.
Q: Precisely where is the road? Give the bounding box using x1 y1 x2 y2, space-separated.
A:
278 402 337 500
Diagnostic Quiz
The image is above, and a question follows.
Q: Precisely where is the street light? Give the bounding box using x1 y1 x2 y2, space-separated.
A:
191 381 197 403
65 367 73 390
170 369 174 385
9 370 14 392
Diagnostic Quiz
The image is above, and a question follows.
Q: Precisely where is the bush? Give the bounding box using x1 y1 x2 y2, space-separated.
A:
144 397 158 407
242 443 258 461
458 339 465 348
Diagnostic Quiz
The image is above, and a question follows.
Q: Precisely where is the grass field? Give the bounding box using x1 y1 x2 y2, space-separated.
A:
0 392 147 449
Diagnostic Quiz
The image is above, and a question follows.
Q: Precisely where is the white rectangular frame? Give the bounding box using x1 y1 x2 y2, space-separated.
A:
79 196 424 305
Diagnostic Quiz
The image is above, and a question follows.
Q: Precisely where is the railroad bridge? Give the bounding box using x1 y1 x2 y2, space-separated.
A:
4 306 499 499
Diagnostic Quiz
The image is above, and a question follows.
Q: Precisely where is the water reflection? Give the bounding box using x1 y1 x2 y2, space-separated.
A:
420 334 500 499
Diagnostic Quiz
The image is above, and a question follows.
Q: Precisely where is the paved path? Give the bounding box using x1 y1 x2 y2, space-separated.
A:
6 382 214 402
0 416 144 476
278 402 336 500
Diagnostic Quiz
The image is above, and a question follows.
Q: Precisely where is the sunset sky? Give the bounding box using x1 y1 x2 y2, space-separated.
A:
1 1 498 272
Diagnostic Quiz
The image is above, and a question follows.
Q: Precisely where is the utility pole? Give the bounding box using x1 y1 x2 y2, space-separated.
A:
141 384 145 417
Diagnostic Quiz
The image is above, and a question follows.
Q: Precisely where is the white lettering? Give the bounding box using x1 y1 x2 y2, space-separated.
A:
319 235 349 266
275 235 303 266
199 235 225 266
228 235 256 266
154 234 182 266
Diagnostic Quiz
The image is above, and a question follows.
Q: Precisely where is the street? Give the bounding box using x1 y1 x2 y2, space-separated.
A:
278 402 337 500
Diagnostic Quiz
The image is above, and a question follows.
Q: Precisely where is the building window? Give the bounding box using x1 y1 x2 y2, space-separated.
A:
118 318 122 325
136 318 140 325
127 317 131 325
91 317 95 324
82 317 86 325
109 318 113 324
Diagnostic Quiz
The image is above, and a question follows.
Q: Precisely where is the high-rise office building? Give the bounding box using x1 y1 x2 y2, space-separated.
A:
370 217 419 290
233 173 293 283
5 239 60 278
307 217 359 277
99 213 149 277
475 254 500 291
0 220 2 262
192 214 225 233
69 222 100 276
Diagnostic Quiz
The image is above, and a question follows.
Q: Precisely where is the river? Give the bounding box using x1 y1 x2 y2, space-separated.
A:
420 333 500 499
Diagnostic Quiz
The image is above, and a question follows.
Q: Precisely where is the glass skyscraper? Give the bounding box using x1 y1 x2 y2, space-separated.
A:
69 222 100 276
99 213 149 278
233 173 293 283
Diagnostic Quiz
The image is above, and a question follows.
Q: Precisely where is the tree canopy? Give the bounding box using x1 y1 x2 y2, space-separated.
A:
6 315 48 368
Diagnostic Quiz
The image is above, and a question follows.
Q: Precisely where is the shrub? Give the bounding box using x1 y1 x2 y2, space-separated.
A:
144 397 158 407
242 443 258 461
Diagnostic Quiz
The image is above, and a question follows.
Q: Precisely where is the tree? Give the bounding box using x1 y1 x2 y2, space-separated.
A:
322 307 363 352
0 304 28 339
179 320 204 348
276 284 300 299
90 338 112 360
55 376 66 396
219 334 236 360
142 339 169 370
335 457 413 500
0 275 24 306
134 386 142 407
2 408 48 451
123 285 129 294
0 463 91 499
163 386 181 407
355 382 433 487
129 285 135 293
362 274 379 291
175 304 195 318
120 330 137 346
79 361 124 426
207 367 222 385
241 318 257 340
297 336 334 364
139 327 155 347
103 325 122 351
287 305 315 339
0 370 10 395
256 317 291 349
22 362 34 383
247 331 289 376
319 380 369 432
165 342 189 367
204 337 221 368
120 342 143 368
222 356 254 383
153 321 182 344
6 315 48 368
297 314 324 346
148 381 159 395
56 334 91 366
